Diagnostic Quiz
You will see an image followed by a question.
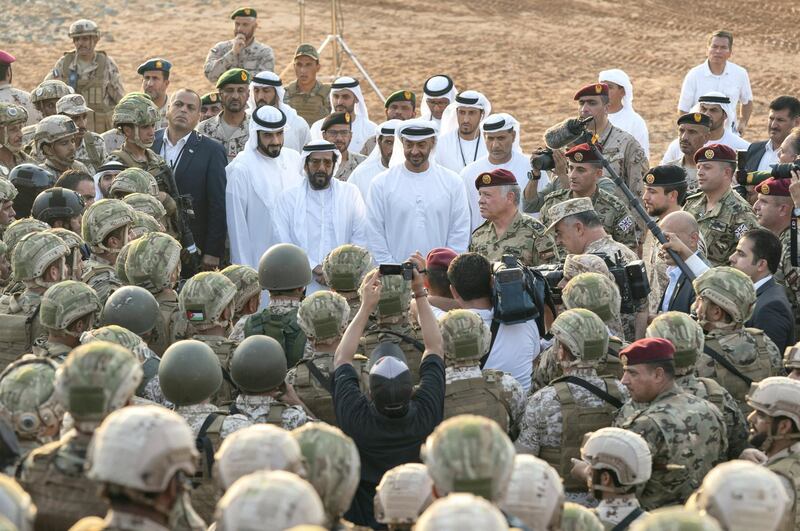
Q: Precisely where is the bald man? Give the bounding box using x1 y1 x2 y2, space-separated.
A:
657 211 710 315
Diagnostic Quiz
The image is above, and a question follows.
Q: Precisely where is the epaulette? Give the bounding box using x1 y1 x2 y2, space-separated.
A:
684 190 705 201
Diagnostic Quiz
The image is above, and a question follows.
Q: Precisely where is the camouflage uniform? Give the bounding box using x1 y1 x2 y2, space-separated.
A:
469 210 559 266
335 151 366 182
230 394 308 430
0 83 39 125
81 199 135 304
321 244 373 326
34 114 91 176
594 498 646 529
245 298 306 366
683 188 758 266
75 132 107 175
284 80 332 126
532 334 625 393
0 102 34 180
445 366 524 429
81 255 122 304
196 113 250 162
594 122 649 206
176 403 250 439
775 226 800 340
204 39 275 83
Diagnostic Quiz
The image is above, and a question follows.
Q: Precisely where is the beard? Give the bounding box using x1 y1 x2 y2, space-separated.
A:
748 430 769 450
258 141 282 158
308 170 333 190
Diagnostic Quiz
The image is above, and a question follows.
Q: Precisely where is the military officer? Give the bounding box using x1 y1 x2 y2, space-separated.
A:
0 50 39 125
200 91 223 121
320 111 366 181
137 58 171 128
57 93 106 174
80 199 135 304
664 112 712 191
197 68 251 162
283 44 331 126
204 7 275 83
34 280 101 362
0 103 33 179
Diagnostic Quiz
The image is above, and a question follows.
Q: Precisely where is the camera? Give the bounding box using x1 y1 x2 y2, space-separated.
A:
529 148 555 173
594 252 650 314
770 161 800 180
735 149 800 186
493 256 558 336
533 263 564 306
379 262 415 281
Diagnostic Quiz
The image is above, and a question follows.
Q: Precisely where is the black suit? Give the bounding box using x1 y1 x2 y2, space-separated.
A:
659 253 709 314
743 140 768 172
153 129 227 258
746 277 795 352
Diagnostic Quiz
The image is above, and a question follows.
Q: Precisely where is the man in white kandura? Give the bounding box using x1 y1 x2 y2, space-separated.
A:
247 70 311 153
420 74 456 127
434 90 490 173
349 119 399 201
309 76 376 154
599 69 650 159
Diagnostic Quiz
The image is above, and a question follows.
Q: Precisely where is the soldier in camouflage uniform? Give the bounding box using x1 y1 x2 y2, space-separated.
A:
81 198 135 304
0 180 18 240
123 192 167 226
683 144 759 266
108 166 160 201
692 266 782 413
26 82 73 148
57 93 106 174
497 455 564 531
35 115 91 176
284 44 332 126
48 227 85 281
517 309 628 504
0 103 34 179
374 463 433 530
786 341 800 380
322 243 373 323
0 50 39 125
204 8 275 83
34 280 101 362
416 493 509 531
1 217 50 294
0 474 36 530
197 68 251 162
612 337 727 510
18 342 142 530
221 264 261 342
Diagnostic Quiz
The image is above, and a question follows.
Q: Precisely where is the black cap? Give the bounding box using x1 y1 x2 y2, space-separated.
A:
677 112 712 128
643 165 688 186
321 111 352 131
369 354 413 418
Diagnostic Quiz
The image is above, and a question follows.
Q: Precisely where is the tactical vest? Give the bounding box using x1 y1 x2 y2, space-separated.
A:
293 353 369 425
191 411 227 524
284 82 331 125
361 325 424 382
150 296 180 356
444 370 512 433
705 328 772 411
136 356 160 398
0 295 41 371
196 336 238 406
697 377 726 413
63 51 113 133
597 337 624 380
539 376 624 492
768 452 800 531
230 399 286 426
244 308 307 367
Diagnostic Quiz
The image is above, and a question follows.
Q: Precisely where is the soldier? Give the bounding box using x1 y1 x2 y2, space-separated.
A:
0 50 39 124
786 341 800 380
49 225 87 281
200 92 222 121
497 455 564 531
80 198 135 304
469 168 559 266
57 93 106 174
517 309 628 504
629 507 722 531
0 475 36 530
438 310 524 435
374 463 433 530
0 103 33 179
0 180 17 239
108 166 159 199
204 7 275 83
284 44 331 126
221 264 260 342
29 80 73 120
1 217 50 267
35 115 91 176
612 337 727 509
321 243 373 322
18 342 142 530
137 58 171 128
692 266 782 412
320 111 366 181
196 68 251 162
31 186 84 233
683 144 758 266
35 280 101 362
45 19 124 133
0 231 68 367
415 493 508 531
123 192 167 226
663 112 712 191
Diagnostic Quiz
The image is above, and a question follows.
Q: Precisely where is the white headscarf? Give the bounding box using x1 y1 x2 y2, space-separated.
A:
390 119 439 167
245 105 286 152
91 160 126 201
439 90 491 137
481 113 522 153
330 76 370 122
247 70 304 123
366 119 401 164
299 139 341 177
598 69 634 109
421 75 457 122
698 91 736 129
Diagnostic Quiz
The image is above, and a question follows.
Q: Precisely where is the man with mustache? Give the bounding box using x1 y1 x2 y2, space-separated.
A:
310 77 377 154
744 96 800 172
197 68 252 162
321 111 365 182
249 71 311 153
204 7 275 84
57 93 106 174
664 113 712 192
137 58 172 130
35 115 89 177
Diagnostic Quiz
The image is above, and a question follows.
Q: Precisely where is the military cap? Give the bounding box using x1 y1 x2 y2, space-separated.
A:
426 247 457 270
474 168 517 189
200 92 219 106
230 6 257 18
694 143 737 164
643 165 687 186
619 337 675 366
756 176 790 197
677 112 712 128
321 111 352 131
216 68 251 89
565 143 602 164
0 51 15 65
546 197 595 232
574 82 608 100
136 58 172 75
56 93 92 116
294 43 320 61
68 19 99 37
385 90 416 109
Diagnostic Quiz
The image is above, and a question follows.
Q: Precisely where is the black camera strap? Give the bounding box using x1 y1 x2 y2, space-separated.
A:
703 345 752 386
304 359 334 394
611 508 644 531
791 215 798 267
480 320 501 369
559 375 624 409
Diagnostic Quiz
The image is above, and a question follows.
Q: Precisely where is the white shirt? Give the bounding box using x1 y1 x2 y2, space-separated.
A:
678 60 753 130
470 308 539 392
660 128 751 164
661 252 710 312
436 131 488 173
757 140 780 171
349 155 388 201
608 107 650 160
160 130 192 169
753 274 773 292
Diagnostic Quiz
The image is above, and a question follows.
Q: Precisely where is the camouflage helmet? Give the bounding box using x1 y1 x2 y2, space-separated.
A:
56 93 92 116
129 211 164 239
0 475 36 531
109 168 159 198
0 179 18 203
422 414 515 502
68 19 99 37
101 285 160 336
0 356 63 441
54 341 142 431
229 335 287 393
80 325 150 363
438 309 490 363
646 312 703 374
86 405 197 492
2 218 49 253
415 493 508 531
178 272 237 330
34 115 78 150
39 280 101 331
563 253 613 281
257 243 312 290
784 341 800 371
0 241 7 259
221 264 260 314
374 463 433 525
158 340 222 406
112 96 159 128
692 266 756 324
686 460 788 531
746 376 800 429
214 424 305 491
561 502 603 531
12 231 69 283
114 240 133 284
581 427 652 490
125 232 181 293
31 80 73 104
292 423 360 522
297 290 350 344
215 470 326 531
629 507 723 531
498 455 564 531
81 199 135 252
122 192 166 219
377 273 411 318
0 103 27 127
550 308 608 367
322 244 373 292
47 227 84 251
562 272 621 322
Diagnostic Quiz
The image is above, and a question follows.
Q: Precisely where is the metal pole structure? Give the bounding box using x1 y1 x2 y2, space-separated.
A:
335 35 385 102
299 0 305 43
331 0 339 73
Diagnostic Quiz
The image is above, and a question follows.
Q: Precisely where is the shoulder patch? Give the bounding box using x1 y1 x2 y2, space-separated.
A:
734 224 749 239
617 216 634 232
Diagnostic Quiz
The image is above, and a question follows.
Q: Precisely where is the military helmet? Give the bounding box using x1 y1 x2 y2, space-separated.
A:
0 241 7 259
214 424 305 491
129 211 164 239
415 493 508 531
124 231 181 293
39 280 101 331
215 470 326 531
498 455 563 531
56 93 92 117
8 164 55 191
0 103 27 127
784 341 800 370
746 376 800 428
12 231 69 283
178 272 237 330
31 80 73 104
257 243 312 290
112 96 159 128
322 244 373 292
422 414 515 502
377 273 412 318
374 463 433 525
47 227 84 251
158 340 222 406
629 507 723 531
101 285 160 336
54 341 142 431
438 309 490 363
34 115 78 150
109 168 159 198
229 336 287 393
646 311 703 373
292 423 361 521
114 240 133 284
221 264 260 314
561 502 603 531
581 427 652 488
562 272 621 322
68 19 99 37
0 475 36 531
31 187 85 225
0 356 63 441
87 405 197 492
80 325 150 363
693 266 756 324
0 179 18 204
551 308 608 366
297 290 350 344
81 199 135 252
3 218 50 252
122 192 166 219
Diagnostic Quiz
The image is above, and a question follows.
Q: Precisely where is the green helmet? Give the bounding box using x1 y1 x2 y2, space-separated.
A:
125 232 181 294
0 103 27 128
11 231 68 283
292 423 360 522
551 308 608 368
3 218 50 253
112 97 159 128
692 266 756 324
81 325 150 362
646 312 703 373
158 340 222 406
108 168 159 198
0 357 63 442
0 180 18 209
31 80 73 104
562 272 621 322
322 244 373 292
0 474 36 531
377 274 411 318
115 240 133 284
34 115 78 151
122 192 166 220
629 507 722 531
81 199 135 252
47 227 84 251
178 272 237 330
229 336 287 393
561 502 603 531
438 309 490 363
221 264 260 314
258 243 312 290
297 290 350 344
39 280 101 331
101 285 160 336
129 211 164 239
422 414 515 502
54 341 143 431
414 493 508 531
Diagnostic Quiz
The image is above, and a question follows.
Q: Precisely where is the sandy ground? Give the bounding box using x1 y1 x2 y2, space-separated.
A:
4 0 800 159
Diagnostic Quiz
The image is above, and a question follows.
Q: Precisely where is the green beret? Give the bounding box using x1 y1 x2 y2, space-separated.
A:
201 92 220 106
216 68 251 89
136 58 172 76
321 111 352 131
230 7 257 18
385 90 416 109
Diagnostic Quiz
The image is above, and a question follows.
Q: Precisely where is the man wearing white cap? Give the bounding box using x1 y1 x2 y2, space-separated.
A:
435 90 490 173
420 74 456 126
248 70 310 153
310 76 376 154
366 119 470 263
276 140 367 294
226 105 302 270
349 119 400 200
598 69 650 159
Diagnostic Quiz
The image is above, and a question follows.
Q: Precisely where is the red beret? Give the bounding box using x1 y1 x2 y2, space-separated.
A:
475 168 518 189
693 143 737 164
0 50 15 65
574 83 609 100
565 143 602 164
619 338 675 366
426 247 457 270
756 177 791 197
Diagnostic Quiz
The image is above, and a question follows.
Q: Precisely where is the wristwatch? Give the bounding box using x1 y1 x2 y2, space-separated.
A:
413 288 428 299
